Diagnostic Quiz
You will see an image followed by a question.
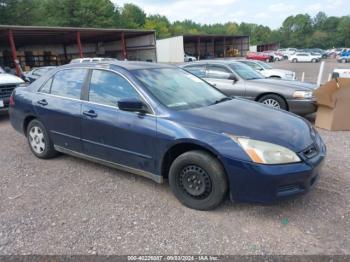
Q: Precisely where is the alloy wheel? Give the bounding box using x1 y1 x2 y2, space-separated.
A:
29 126 46 154
262 99 281 108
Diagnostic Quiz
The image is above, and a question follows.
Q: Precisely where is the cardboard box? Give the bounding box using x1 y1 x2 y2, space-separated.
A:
314 78 350 131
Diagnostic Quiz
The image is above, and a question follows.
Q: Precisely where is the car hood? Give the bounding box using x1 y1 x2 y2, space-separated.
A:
0 73 24 85
250 78 317 90
177 99 314 152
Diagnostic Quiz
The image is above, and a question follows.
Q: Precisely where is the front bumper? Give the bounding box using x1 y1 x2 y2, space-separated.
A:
287 99 317 115
223 133 326 203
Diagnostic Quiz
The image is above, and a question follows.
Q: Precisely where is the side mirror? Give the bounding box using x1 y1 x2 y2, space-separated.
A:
118 98 149 114
228 74 238 82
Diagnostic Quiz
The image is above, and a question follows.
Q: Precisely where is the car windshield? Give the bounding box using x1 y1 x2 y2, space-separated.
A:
228 63 263 80
133 68 228 110
256 61 272 69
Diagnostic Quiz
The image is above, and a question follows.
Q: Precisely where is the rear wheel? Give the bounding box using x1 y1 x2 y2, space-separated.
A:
341 59 346 63
292 58 297 63
169 150 228 210
27 119 57 159
265 58 270 62
311 58 317 63
258 94 287 110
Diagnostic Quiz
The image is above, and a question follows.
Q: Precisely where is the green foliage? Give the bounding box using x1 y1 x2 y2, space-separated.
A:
144 15 171 39
0 1 349 48
119 3 146 28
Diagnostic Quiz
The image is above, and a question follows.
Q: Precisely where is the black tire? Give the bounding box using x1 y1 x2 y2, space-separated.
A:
26 119 57 159
311 58 317 63
341 59 346 63
188 58 193 62
258 94 287 110
169 150 228 210
292 58 297 63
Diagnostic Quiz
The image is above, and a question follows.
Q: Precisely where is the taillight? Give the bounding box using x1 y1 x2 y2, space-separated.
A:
9 94 15 106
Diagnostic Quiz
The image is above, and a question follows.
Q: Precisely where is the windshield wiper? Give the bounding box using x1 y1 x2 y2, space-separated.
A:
211 97 232 105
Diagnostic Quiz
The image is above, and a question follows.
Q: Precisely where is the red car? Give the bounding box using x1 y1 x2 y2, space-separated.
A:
246 52 273 62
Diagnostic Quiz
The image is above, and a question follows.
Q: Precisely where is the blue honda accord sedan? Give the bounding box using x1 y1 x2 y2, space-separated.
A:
9 61 326 210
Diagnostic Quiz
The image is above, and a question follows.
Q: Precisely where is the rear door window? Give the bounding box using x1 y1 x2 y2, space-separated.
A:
207 65 232 80
50 69 88 99
88 69 140 107
184 65 207 78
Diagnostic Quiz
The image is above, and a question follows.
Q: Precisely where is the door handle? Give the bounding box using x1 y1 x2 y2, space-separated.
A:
83 110 98 118
37 99 48 106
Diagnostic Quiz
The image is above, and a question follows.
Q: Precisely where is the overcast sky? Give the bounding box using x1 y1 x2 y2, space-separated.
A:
113 0 348 29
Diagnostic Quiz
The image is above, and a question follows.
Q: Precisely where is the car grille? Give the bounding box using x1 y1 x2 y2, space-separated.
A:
0 85 16 99
277 184 303 196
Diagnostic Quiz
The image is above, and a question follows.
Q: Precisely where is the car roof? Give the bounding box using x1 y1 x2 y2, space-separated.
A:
181 60 240 66
61 61 175 71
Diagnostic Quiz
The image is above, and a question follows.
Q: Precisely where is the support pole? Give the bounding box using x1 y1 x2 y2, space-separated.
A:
223 37 226 58
7 30 21 77
212 38 215 57
121 31 127 60
197 37 201 60
76 31 83 58
317 61 325 86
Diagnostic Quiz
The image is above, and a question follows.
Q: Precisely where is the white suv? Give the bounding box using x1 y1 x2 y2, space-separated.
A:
289 53 320 63
239 60 296 80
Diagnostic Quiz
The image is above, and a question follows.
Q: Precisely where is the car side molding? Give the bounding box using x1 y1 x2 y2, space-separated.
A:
54 145 164 184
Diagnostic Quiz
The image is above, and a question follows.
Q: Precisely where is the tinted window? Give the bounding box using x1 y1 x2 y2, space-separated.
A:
184 65 206 78
89 70 140 107
51 69 88 99
207 65 232 79
228 63 263 80
240 61 262 70
40 78 53 93
133 68 226 111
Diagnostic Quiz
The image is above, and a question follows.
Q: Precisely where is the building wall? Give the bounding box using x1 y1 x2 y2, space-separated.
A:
156 36 184 63
0 34 156 69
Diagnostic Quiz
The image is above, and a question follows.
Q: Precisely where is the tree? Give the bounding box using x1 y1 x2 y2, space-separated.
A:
120 3 146 28
41 0 118 27
144 15 171 39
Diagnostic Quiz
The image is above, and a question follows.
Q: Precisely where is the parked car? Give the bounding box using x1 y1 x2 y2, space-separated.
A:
238 60 296 80
24 66 56 83
278 48 297 59
9 61 326 210
70 57 119 63
288 53 320 63
246 52 273 62
332 68 350 78
337 55 350 63
338 50 350 58
181 60 317 115
0 66 25 114
184 53 197 62
262 51 284 61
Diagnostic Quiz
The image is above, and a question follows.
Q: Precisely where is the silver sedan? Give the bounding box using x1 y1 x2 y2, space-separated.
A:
180 60 317 115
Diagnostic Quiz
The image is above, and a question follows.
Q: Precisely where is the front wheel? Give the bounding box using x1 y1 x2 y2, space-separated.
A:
341 59 346 63
258 94 287 110
27 119 58 159
311 58 317 63
169 150 228 210
292 58 297 63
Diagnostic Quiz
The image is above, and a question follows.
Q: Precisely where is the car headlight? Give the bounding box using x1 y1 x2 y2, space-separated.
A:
226 135 301 164
293 91 313 99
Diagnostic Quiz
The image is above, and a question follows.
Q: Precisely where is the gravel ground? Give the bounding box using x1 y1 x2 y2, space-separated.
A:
0 114 349 255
